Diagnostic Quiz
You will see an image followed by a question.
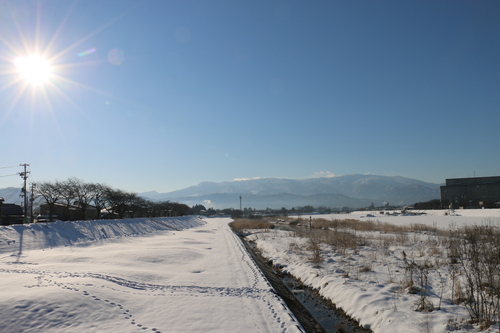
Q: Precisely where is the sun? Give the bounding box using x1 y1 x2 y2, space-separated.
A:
0 1 133 124
13 54 52 85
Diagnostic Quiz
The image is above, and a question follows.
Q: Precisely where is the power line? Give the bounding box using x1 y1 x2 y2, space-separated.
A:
1 188 22 202
0 173 18 177
0 165 20 169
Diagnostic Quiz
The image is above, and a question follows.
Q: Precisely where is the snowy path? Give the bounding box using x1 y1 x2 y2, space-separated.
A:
0 217 302 332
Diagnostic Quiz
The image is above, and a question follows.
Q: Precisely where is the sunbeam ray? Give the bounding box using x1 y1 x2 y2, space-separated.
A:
0 76 23 92
0 68 19 76
0 36 22 57
55 59 107 70
40 84 65 139
49 18 119 64
0 81 28 126
42 0 78 60
45 80 85 116
11 7 32 55
52 74 117 98
35 0 42 54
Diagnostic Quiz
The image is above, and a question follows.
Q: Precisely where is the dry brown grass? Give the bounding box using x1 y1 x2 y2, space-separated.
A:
291 225 359 255
307 218 439 234
359 265 371 273
229 219 274 233
307 237 323 267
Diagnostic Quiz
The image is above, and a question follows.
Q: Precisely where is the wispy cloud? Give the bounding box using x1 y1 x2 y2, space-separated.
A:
233 177 262 181
312 171 335 178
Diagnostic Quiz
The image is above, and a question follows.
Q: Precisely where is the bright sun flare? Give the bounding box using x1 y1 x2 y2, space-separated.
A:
0 2 124 119
13 55 52 85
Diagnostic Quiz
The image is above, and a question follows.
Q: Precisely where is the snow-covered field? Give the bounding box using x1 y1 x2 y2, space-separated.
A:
3 209 500 333
320 209 500 228
0 217 302 332
249 209 500 333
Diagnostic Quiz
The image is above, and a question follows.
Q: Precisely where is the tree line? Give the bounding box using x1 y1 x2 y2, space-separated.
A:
36 178 190 222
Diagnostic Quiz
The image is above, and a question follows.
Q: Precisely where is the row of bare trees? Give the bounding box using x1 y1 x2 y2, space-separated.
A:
36 178 190 222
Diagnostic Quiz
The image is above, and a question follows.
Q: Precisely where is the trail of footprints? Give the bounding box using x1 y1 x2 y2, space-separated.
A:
6 266 162 332
1 231 290 332
40 273 283 332
61 282 162 332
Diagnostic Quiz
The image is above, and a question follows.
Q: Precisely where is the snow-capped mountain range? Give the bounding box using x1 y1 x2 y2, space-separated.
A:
140 174 441 209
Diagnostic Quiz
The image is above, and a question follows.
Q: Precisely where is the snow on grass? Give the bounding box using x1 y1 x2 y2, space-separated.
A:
0 217 302 332
248 209 500 333
307 208 500 228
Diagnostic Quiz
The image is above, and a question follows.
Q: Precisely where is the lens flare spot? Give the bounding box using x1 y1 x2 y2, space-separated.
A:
77 47 96 57
107 48 125 65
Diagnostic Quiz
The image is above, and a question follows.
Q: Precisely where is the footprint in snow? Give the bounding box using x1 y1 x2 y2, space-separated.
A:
60 284 152 331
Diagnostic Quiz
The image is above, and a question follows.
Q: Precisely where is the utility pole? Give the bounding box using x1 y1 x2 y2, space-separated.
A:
19 163 30 223
0 197 4 225
30 183 36 223
239 196 242 211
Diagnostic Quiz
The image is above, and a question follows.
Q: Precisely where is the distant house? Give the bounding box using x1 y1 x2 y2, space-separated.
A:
39 202 98 221
1 203 24 225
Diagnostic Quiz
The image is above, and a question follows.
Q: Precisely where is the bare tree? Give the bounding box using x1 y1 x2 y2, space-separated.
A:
36 178 191 221
69 178 95 220
105 188 129 219
36 181 62 222
58 179 76 220
155 201 171 217
127 194 148 218
91 183 111 220
169 202 191 216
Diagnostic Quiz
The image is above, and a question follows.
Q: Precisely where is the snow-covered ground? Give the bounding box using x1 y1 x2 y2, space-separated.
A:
3 210 499 333
249 209 500 333
0 217 302 332
297 208 500 229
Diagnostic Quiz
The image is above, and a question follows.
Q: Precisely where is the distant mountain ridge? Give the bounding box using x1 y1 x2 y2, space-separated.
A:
0 187 23 205
1 174 442 210
140 174 441 209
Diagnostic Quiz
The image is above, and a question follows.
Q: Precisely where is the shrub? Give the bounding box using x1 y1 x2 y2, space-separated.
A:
307 237 323 267
457 225 500 328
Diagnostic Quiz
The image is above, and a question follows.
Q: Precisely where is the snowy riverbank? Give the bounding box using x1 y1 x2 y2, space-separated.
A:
249 209 500 333
0 217 302 332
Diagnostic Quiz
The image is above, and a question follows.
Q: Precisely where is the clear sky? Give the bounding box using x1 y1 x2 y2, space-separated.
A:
1 0 499 193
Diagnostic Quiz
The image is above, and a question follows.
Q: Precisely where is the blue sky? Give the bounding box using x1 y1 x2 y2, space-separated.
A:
1 0 499 193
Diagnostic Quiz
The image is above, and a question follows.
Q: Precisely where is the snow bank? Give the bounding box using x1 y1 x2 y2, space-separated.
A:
0 216 205 254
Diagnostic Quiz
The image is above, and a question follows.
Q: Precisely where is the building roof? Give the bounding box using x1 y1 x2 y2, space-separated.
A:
1 203 23 216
